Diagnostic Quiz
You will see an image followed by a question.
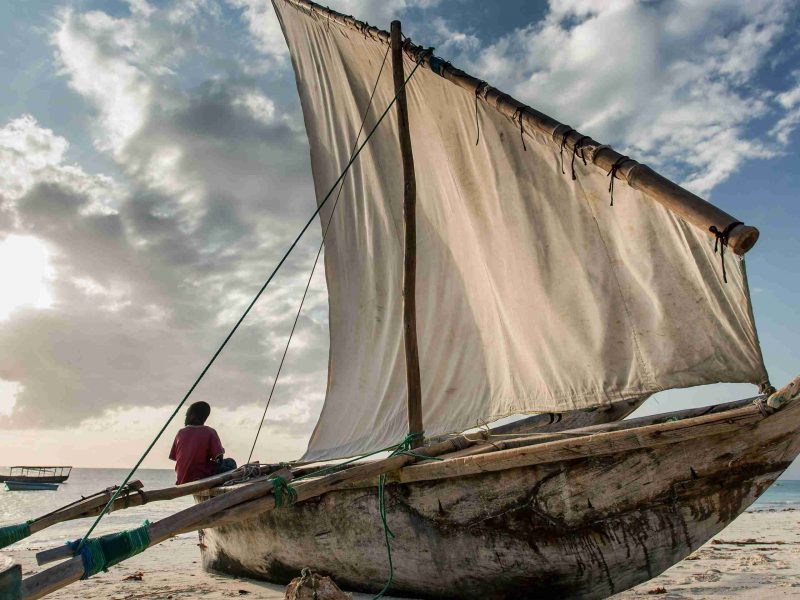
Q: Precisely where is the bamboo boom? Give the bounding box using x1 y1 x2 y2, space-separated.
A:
391 20 424 448
279 0 758 255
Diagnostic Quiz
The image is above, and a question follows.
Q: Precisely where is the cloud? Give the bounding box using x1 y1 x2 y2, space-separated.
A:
455 0 796 196
771 70 800 145
0 2 329 432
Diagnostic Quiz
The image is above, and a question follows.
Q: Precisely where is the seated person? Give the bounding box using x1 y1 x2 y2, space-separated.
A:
169 401 237 485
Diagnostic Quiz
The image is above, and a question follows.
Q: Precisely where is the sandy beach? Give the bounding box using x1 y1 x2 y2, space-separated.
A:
7 509 798 599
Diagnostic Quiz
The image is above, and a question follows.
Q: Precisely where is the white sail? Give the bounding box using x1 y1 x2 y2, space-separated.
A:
273 0 768 461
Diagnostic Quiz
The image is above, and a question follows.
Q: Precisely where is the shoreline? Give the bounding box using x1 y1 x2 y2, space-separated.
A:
6 510 798 599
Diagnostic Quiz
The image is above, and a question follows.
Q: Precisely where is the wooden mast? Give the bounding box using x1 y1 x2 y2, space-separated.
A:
391 20 423 447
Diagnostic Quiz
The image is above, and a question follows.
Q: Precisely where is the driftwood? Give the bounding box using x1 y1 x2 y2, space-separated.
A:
281 0 758 255
197 378 800 600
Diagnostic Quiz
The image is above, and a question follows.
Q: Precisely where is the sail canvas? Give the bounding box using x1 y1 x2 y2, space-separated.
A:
273 0 768 461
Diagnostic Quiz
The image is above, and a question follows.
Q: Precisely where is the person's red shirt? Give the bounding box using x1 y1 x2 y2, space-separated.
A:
169 425 224 485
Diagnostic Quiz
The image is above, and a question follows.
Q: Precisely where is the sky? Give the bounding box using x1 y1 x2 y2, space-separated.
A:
0 0 799 477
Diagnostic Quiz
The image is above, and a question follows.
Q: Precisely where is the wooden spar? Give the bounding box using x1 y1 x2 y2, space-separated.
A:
391 20 423 447
279 0 758 255
1 554 21 600
22 438 474 598
33 466 292 567
26 482 143 536
25 465 278 537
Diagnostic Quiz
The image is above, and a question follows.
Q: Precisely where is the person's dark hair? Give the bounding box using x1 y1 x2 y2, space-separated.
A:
185 401 211 426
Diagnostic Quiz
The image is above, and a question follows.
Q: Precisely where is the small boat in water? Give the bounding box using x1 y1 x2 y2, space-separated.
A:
4 481 60 492
0 466 71 485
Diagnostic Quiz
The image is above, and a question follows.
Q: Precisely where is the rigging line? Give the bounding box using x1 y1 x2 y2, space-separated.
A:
247 44 391 463
76 47 433 550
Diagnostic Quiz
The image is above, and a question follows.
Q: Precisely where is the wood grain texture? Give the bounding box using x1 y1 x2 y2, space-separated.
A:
0 554 21 600
196 380 800 599
391 20 423 447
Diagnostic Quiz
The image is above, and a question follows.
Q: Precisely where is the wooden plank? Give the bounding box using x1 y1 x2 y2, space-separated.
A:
1 555 21 600
391 20 423 447
22 438 474 598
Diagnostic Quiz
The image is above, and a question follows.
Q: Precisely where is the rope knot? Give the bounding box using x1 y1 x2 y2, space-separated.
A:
558 127 577 175
513 108 527 151
708 221 742 283
270 475 298 508
474 81 488 145
69 521 151 579
570 135 592 180
607 155 631 206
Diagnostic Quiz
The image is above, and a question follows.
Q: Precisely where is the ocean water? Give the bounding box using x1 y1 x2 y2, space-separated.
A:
749 479 800 512
0 468 194 548
1 469 798 550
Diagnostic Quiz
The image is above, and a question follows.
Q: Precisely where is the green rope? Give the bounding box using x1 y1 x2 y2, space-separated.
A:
270 476 298 508
268 432 443 599
68 521 151 579
76 46 433 551
0 521 31 550
372 433 427 599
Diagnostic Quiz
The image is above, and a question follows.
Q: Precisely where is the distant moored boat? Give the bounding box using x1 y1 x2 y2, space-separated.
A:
0 466 72 484
4 481 60 492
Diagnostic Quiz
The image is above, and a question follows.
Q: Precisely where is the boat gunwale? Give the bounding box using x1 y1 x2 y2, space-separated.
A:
201 381 797 499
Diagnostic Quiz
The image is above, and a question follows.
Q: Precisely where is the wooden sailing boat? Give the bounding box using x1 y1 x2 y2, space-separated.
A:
193 1 800 599
9 1 800 599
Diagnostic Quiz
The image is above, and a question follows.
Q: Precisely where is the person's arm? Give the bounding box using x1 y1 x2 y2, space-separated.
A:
208 428 225 461
168 436 178 461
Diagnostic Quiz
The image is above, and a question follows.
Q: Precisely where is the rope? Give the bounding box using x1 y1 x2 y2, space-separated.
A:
247 43 391 464
473 81 487 146
77 45 433 550
68 521 151 579
570 135 591 181
709 221 743 284
0 521 31 549
513 108 527 151
270 475 298 508
265 432 442 599
606 155 631 206
372 432 422 599
559 128 576 175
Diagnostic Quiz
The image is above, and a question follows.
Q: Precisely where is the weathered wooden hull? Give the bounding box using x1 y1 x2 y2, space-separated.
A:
198 397 800 599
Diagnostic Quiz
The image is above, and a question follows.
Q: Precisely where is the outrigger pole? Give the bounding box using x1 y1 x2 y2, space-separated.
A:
391 20 424 447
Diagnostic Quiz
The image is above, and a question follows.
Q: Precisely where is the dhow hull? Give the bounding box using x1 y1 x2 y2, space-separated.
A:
198 395 800 599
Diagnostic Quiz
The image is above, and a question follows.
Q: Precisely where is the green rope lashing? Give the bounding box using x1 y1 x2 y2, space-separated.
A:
68 521 151 579
271 476 298 508
0 521 32 550
373 432 425 599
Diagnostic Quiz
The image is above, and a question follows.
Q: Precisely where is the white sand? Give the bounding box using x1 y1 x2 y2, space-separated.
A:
8 510 799 599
